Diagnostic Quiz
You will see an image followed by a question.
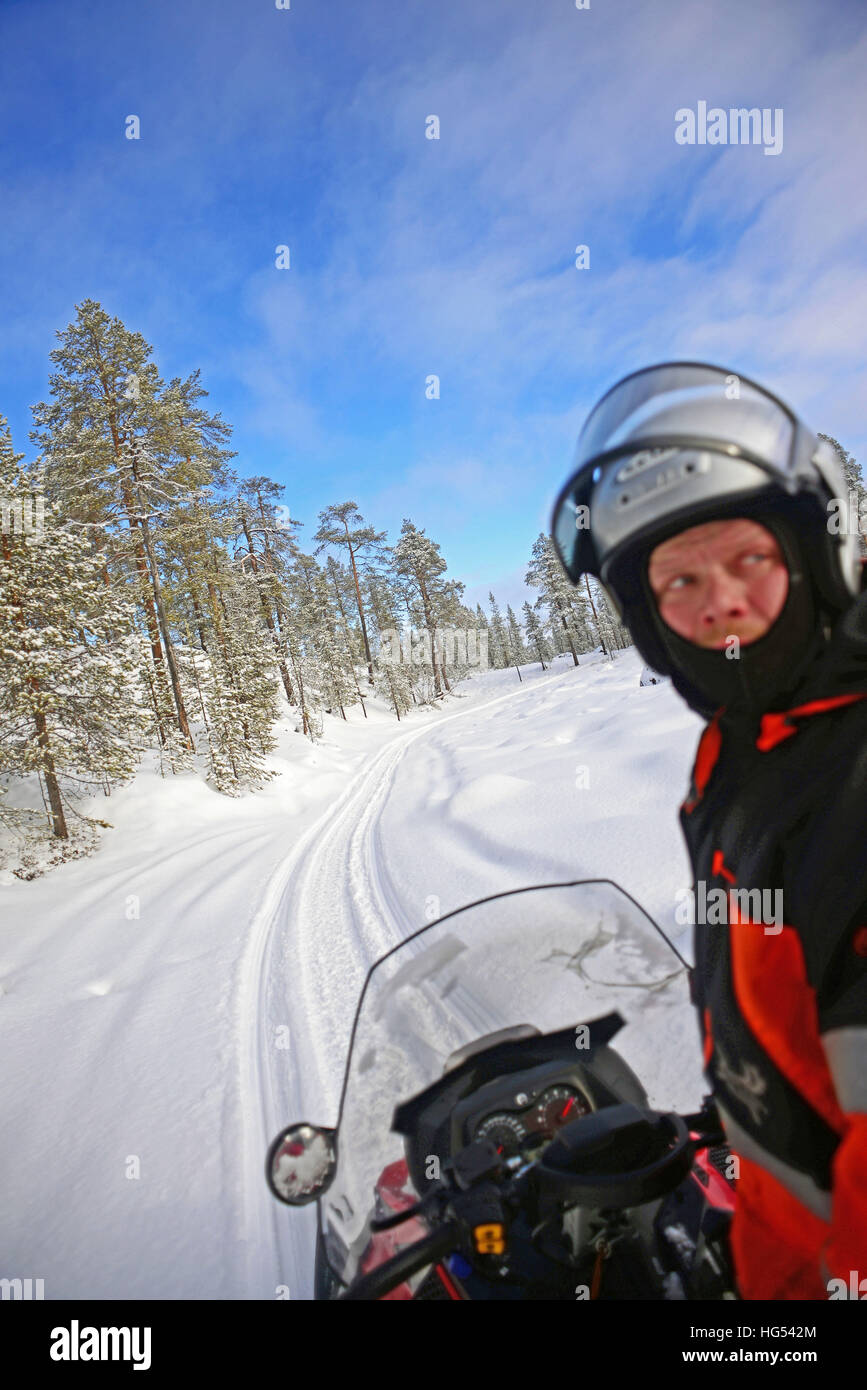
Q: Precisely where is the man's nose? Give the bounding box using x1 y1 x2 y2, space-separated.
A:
699 567 749 626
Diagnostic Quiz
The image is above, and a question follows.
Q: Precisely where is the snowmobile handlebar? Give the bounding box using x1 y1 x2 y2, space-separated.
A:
339 1099 724 1300
339 1221 464 1301
526 1102 693 1209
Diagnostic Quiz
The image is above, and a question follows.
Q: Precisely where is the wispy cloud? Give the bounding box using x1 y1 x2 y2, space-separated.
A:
2 0 866 594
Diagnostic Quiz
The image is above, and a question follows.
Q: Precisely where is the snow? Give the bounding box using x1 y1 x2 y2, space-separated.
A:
0 646 707 1299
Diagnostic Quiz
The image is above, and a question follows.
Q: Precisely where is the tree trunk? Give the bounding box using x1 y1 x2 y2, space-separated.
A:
107 417 165 670
329 568 367 717
583 575 610 658
239 512 295 704
553 591 580 666
34 711 68 839
135 489 194 748
255 490 296 700
417 576 443 696
343 523 375 685
0 532 69 836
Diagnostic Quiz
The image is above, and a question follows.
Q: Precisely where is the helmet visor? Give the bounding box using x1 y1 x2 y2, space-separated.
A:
551 362 798 584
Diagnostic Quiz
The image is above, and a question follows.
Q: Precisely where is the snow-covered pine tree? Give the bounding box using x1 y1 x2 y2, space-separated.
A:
291 553 358 720
31 301 233 759
431 583 480 691
570 578 599 653
156 482 283 791
389 571 423 697
314 502 386 688
591 576 632 654
325 555 368 717
365 569 414 720
818 434 867 560
506 605 526 682
392 520 456 700
526 533 582 666
234 477 302 707
573 574 631 657
487 591 510 670
183 550 281 794
0 417 146 870
522 601 551 669
279 585 324 741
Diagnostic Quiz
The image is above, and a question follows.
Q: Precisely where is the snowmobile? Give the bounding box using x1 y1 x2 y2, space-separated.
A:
266 880 737 1300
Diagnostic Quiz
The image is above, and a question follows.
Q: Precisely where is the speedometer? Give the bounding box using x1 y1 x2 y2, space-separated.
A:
475 1113 528 1157
534 1085 590 1135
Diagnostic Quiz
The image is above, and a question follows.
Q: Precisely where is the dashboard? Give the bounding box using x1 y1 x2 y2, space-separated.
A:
392 1018 635 1196
452 1063 596 1160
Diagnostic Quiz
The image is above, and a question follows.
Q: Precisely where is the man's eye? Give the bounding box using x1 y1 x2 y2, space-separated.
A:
741 552 773 565
667 575 692 590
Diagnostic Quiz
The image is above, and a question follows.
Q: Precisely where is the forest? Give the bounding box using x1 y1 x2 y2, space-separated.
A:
0 299 660 877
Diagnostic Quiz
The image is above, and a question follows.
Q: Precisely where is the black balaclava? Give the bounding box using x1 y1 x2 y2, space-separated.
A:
626 513 830 721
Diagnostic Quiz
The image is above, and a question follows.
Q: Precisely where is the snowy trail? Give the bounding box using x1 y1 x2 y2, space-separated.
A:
243 651 705 1300
0 704 437 1298
0 650 704 1300
241 662 584 1300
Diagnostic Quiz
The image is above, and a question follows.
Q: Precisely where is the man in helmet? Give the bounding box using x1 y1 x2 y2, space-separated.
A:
551 363 867 1300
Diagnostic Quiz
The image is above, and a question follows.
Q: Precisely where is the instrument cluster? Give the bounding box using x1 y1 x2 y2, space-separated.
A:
468 1080 593 1158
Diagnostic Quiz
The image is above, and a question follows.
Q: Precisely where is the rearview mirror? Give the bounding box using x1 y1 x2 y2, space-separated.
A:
266 1123 336 1205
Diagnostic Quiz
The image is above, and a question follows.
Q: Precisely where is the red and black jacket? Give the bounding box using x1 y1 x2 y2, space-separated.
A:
679 594 867 1299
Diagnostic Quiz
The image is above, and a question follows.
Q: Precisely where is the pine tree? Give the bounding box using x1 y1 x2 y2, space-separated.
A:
487 591 510 670
326 555 368 717
522 601 551 669
158 482 284 787
506 605 526 682
31 300 233 754
314 502 386 687
432 584 480 690
277 579 323 740
366 570 414 720
525 533 582 666
578 573 609 657
182 556 281 794
818 434 867 559
292 553 358 720
0 417 146 861
392 521 455 699
234 476 301 706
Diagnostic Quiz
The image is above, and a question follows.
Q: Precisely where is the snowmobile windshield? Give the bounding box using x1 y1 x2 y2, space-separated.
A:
318 880 702 1290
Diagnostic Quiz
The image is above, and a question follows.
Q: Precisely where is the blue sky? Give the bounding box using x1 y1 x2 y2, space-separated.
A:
2 0 866 612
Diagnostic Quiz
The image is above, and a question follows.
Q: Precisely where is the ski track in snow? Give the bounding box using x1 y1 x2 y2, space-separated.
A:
239 663 584 1301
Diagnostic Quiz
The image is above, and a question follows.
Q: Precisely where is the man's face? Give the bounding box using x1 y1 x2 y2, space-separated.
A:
647 518 789 649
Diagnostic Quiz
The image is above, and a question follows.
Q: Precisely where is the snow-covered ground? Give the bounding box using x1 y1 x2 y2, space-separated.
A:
0 647 707 1300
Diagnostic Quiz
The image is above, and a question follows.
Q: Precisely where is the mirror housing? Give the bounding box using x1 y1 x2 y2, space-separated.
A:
266 1123 337 1206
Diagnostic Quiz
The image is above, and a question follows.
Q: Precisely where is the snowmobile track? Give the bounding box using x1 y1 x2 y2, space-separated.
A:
237 664 579 1298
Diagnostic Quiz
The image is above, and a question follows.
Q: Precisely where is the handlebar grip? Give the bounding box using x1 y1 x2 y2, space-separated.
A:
340 1221 464 1301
